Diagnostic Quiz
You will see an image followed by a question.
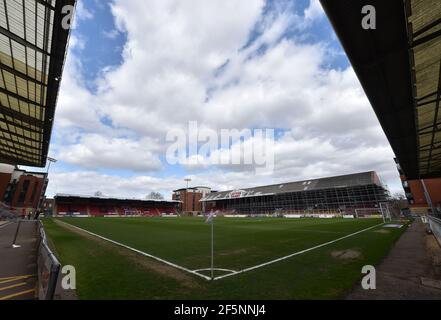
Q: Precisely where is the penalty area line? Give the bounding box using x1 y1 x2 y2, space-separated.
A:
213 222 385 281
55 220 212 281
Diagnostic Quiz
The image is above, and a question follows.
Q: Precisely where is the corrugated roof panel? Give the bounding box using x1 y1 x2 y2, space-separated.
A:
409 0 441 177
0 0 75 167
201 172 380 202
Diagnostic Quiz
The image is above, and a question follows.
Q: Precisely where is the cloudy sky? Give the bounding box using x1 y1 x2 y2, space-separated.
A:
32 0 403 199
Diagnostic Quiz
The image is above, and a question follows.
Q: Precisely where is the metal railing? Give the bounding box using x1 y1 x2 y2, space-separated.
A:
37 221 61 300
428 215 441 247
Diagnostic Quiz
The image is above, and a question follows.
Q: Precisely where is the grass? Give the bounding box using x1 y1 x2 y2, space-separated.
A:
43 217 408 299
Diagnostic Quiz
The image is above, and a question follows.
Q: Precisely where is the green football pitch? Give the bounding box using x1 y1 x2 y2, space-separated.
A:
43 217 407 299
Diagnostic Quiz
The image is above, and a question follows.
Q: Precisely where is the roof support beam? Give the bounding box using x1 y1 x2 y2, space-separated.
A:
0 145 40 161
0 118 42 135
0 132 41 151
0 61 47 87
418 120 441 134
0 87 45 110
420 143 441 153
417 96 440 108
430 159 441 168
0 125 41 144
0 26 51 56
0 153 39 167
417 90 439 102
420 153 441 162
411 28 441 48
426 60 441 172
35 0 56 11
413 17 441 38
0 103 45 127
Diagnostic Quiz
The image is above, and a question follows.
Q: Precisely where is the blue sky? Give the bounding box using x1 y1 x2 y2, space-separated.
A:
70 1 126 91
35 0 402 199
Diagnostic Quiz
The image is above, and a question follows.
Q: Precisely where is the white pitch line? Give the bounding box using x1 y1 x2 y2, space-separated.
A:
0 222 13 230
193 268 238 274
213 222 385 281
55 220 212 281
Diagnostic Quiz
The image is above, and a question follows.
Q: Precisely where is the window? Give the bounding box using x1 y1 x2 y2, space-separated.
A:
18 180 30 205
31 181 39 204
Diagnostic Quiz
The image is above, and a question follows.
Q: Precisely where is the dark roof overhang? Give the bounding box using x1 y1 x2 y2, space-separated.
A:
0 0 76 167
320 0 441 179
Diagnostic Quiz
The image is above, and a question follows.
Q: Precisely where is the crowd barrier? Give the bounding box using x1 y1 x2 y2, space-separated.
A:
37 221 61 300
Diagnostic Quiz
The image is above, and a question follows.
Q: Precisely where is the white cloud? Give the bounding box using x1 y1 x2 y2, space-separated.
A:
50 0 403 197
75 0 94 21
102 29 120 39
57 134 162 172
304 0 325 22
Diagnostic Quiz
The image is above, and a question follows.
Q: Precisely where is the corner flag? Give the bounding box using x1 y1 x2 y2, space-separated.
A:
205 210 216 224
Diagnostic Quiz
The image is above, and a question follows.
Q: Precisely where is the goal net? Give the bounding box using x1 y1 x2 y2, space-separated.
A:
355 204 391 221
355 208 382 218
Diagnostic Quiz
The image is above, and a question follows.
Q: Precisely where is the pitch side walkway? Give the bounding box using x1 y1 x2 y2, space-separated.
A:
0 221 38 300
347 220 441 300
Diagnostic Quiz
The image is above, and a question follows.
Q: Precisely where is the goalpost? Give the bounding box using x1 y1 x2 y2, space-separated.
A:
379 202 392 223
355 208 379 218
354 204 391 222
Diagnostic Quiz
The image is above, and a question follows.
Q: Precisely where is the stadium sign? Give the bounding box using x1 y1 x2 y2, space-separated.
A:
229 190 247 199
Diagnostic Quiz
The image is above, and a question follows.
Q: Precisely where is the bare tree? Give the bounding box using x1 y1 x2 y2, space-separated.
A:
389 192 409 217
392 192 406 200
94 191 105 197
146 192 164 200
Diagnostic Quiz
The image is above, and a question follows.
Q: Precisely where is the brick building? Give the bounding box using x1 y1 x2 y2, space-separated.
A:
172 187 212 214
396 159 441 215
0 164 48 215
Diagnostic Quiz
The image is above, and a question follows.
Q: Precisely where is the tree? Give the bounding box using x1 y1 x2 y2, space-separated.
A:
392 192 406 200
146 192 164 200
389 192 409 217
94 191 104 197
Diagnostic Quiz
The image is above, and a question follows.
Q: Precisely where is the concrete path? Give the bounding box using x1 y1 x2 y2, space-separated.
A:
0 221 38 300
347 220 441 300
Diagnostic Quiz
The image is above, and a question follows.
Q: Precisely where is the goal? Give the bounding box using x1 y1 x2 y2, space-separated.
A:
355 204 391 222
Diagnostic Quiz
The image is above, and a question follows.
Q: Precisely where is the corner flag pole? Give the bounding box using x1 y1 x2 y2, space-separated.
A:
211 218 214 280
206 210 216 280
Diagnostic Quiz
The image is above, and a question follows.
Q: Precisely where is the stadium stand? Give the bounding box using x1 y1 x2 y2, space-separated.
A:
54 194 180 217
201 172 390 217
